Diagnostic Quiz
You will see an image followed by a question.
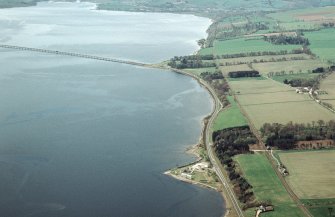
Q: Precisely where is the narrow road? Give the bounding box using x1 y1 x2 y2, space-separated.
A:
201 79 245 217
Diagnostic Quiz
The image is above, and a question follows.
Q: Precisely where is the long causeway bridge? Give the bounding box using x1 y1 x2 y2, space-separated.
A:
0 44 149 67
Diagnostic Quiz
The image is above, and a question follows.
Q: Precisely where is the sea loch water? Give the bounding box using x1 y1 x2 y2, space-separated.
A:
0 2 225 217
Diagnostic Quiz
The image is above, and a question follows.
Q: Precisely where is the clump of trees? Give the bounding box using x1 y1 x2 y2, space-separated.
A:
213 127 255 157
282 67 332 88
215 22 269 40
171 55 214 61
228 70 260 78
168 55 215 69
199 71 229 106
200 71 224 81
260 120 335 149
312 67 325 73
210 77 230 105
264 34 310 45
213 127 257 204
321 22 335 28
283 77 317 87
321 102 334 111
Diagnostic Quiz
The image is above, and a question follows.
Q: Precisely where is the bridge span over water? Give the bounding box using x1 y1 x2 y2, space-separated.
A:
0 44 150 67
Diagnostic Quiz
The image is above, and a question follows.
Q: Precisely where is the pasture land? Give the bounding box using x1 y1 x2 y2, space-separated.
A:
252 59 328 75
271 73 318 83
291 6 335 22
228 77 266 82
212 96 247 131
235 153 305 217
199 38 302 56
229 78 334 129
213 38 302 55
308 205 335 217
268 6 335 23
278 22 319 31
301 198 335 217
218 54 311 66
278 150 335 199
305 28 335 62
319 72 335 107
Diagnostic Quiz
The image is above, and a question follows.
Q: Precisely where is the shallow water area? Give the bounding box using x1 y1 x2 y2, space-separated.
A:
0 2 224 217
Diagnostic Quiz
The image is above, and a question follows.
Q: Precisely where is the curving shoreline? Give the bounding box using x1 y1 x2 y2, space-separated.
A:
162 67 231 217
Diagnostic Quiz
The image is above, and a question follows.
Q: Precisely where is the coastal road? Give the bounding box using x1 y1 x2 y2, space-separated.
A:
176 69 245 217
173 68 244 217
204 93 245 217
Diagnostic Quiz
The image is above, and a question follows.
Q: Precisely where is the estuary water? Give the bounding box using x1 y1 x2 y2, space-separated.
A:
0 2 225 217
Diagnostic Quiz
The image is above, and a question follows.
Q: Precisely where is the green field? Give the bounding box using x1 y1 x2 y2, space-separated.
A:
268 6 335 23
212 96 248 131
199 38 302 56
228 78 334 129
218 54 311 66
278 150 335 199
235 153 305 217
252 59 328 75
301 198 335 217
305 29 335 62
219 64 252 76
319 72 335 107
271 73 318 83
228 76 266 81
308 205 335 217
278 22 319 31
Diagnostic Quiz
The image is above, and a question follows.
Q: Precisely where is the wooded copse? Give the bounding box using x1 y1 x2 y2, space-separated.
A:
213 127 257 205
264 34 310 45
260 120 335 149
200 71 224 81
282 67 333 88
200 72 229 106
168 55 215 69
214 22 269 41
228 70 260 78
283 77 318 87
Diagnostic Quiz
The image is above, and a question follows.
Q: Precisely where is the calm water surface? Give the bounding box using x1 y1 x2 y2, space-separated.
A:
0 2 225 217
